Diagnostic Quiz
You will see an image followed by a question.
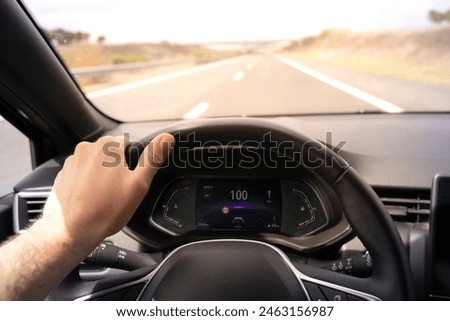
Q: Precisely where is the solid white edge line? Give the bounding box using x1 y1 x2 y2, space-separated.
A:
86 56 245 99
232 71 244 81
276 55 404 113
183 102 210 119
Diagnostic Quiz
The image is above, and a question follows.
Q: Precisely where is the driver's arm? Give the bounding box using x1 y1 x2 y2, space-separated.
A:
0 133 175 300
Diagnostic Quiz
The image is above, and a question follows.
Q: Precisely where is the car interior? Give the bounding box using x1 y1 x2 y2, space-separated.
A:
0 0 449 301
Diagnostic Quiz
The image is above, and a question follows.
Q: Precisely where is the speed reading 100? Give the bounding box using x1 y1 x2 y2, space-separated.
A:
230 189 248 201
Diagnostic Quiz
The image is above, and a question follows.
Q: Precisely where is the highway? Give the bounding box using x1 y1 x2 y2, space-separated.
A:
1 54 450 194
88 54 450 121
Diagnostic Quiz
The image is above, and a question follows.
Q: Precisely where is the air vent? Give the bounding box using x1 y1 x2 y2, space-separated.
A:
374 188 430 223
13 190 50 233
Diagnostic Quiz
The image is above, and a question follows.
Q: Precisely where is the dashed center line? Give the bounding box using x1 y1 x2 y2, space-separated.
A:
232 71 244 82
183 102 210 119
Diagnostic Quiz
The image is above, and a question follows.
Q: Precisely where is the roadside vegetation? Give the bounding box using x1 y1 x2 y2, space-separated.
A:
283 26 450 86
57 41 239 68
45 28 242 92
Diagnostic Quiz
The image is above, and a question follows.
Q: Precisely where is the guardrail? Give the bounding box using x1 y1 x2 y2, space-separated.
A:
71 58 217 76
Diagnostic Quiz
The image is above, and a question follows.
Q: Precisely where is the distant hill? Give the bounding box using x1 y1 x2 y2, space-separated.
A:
284 27 450 85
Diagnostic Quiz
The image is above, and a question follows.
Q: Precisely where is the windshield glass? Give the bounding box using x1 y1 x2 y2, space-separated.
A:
23 0 450 121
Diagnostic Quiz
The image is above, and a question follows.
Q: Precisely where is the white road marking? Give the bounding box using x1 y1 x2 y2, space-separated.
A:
276 55 404 113
183 102 210 119
232 71 244 82
86 56 244 99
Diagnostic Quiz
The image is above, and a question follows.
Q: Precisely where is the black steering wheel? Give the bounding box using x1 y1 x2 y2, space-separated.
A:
48 118 415 301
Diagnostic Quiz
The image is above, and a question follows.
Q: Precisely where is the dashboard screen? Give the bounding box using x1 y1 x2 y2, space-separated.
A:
151 177 328 237
195 179 282 231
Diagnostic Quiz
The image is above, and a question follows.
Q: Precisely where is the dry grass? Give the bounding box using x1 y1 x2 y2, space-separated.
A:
57 42 240 91
57 44 107 67
57 42 240 68
77 63 196 93
284 27 450 86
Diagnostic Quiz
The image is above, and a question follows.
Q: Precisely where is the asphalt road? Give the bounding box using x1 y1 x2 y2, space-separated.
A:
89 54 450 121
1 54 450 195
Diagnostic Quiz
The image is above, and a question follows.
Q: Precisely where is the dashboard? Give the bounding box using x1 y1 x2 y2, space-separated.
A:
10 114 450 300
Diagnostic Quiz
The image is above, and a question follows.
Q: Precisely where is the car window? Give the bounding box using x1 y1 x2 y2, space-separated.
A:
22 0 450 121
0 118 32 196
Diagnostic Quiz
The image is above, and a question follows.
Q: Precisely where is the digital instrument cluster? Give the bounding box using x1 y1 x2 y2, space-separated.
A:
150 178 328 237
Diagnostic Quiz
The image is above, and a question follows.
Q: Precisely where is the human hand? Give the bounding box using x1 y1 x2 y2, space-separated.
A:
42 133 175 251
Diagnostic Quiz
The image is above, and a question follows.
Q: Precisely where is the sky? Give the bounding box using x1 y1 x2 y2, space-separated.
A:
23 0 450 44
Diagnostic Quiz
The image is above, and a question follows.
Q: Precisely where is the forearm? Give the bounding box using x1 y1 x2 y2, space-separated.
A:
0 134 174 300
0 217 96 300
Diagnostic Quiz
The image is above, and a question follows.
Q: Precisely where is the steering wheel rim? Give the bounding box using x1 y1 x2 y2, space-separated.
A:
49 118 415 300
126 118 415 300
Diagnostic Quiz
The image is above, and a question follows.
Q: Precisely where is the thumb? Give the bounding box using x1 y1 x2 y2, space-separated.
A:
134 133 175 183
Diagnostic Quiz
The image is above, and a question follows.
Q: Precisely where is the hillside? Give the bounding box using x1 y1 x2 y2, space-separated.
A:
284 27 450 85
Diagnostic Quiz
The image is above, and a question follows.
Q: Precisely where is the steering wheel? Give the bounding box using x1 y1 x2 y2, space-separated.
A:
48 118 415 301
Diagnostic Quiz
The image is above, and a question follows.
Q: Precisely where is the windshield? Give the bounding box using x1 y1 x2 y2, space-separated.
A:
23 0 450 121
